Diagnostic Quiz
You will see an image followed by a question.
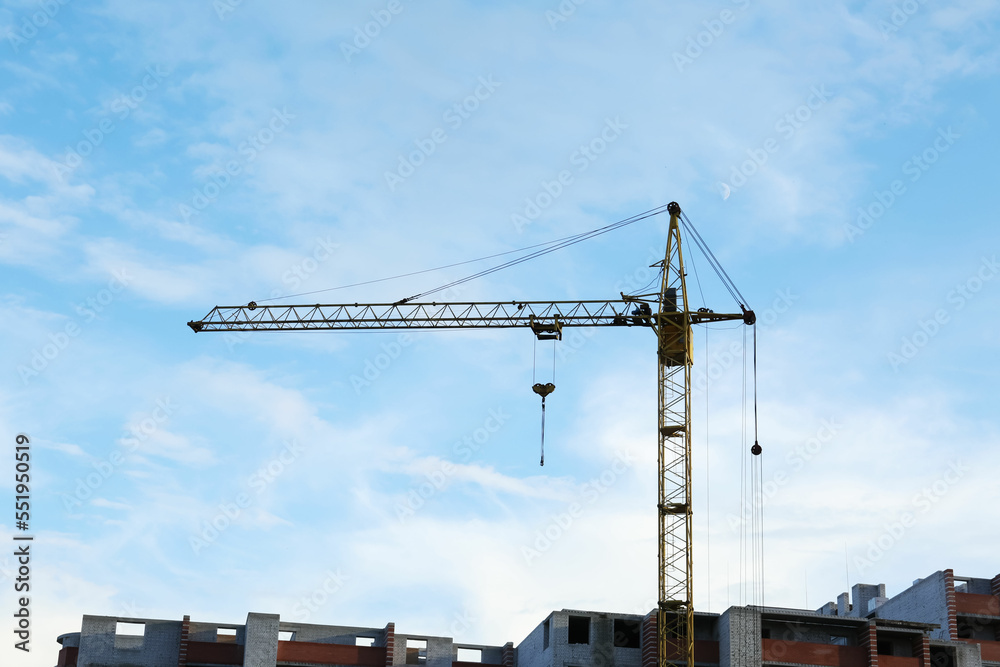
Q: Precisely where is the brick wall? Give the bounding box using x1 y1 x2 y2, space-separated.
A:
58 646 79 667
276 641 385 665
944 569 959 641
762 639 864 667
993 574 1000 641
641 612 657 667
186 641 243 665
384 623 395 667
501 641 513 667
177 615 190 667
860 621 878 667
910 634 930 667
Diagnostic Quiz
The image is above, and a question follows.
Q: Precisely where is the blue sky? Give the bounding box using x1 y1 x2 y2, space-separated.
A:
2 0 1000 664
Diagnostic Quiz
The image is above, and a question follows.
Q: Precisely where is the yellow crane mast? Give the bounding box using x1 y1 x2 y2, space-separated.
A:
188 202 755 667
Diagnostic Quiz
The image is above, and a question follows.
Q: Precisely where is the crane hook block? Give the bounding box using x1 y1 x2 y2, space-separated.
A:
532 382 556 398
751 441 762 456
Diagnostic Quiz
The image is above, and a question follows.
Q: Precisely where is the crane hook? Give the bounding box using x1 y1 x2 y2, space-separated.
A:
532 382 555 398
532 383 555 465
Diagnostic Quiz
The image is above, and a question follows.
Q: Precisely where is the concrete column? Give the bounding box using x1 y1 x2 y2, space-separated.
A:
593 615 616 667
944 569 958 641
242 613 279 667
838 593 852 617
719 607 761 667
853 584 887 617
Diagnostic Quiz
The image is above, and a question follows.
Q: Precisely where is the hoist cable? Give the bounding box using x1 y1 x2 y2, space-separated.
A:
704 324 712 611
754 325 759 444
532 337 536 385
539 397 547 467
754 323 764 607
552 340 556 384
740 325 747 605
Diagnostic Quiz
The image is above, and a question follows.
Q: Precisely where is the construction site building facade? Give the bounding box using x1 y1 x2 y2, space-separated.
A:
56 568 1000 667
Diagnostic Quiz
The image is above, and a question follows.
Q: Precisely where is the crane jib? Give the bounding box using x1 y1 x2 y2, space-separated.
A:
187 300 750 333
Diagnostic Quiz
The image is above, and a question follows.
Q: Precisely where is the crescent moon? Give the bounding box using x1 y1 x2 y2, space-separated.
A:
719 182 731 200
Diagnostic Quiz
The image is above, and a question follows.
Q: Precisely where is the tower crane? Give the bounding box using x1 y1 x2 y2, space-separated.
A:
188 202 756 667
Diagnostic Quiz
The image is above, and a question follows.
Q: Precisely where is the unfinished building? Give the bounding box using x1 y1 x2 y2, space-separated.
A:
55 568 999 667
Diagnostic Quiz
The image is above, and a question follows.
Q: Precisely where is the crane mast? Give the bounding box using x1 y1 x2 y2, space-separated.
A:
656 203 698 667
188 202 753 667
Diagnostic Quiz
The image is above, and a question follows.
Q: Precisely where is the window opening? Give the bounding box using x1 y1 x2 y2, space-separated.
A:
407 638 428 664
457 648 482 662
613 620 640 648
568 616 590 645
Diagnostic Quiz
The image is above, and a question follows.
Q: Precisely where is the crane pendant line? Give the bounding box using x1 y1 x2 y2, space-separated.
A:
186 202 756 667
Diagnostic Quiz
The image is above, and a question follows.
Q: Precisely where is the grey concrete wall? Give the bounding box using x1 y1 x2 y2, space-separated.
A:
515 611 643 667
515 614 552 667
77 616 182 667
555 611 642 667
817 602 837 616
394 633 454 667
188 621 245 644
719 607 761 667
761 618 850 645
693 614 719 642
955 642 983 667
877 636 913 656
281 622 385 645
964 578 992 596
590 614 615 667
875 572 950 641
451 644 504 664
554 611 590 667
243 613 279 667
852 584 887 618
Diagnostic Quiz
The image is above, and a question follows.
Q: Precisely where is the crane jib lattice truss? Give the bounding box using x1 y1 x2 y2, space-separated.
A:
188 203 755 667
